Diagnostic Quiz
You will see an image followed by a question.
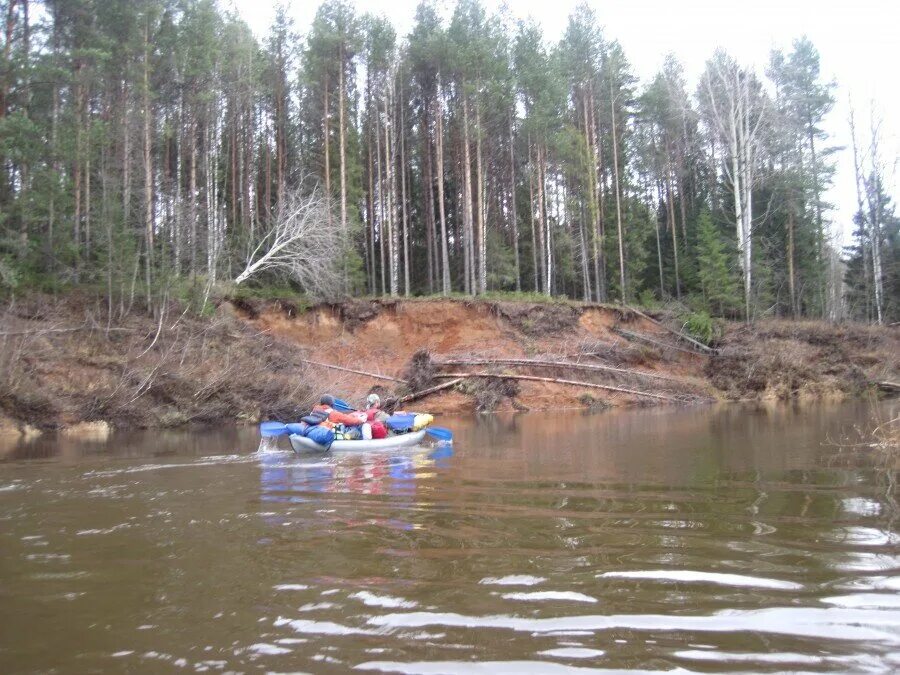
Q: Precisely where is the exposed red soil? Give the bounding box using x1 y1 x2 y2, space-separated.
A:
241 300 716 414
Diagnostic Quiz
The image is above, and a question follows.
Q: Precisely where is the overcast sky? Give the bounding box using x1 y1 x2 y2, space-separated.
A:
230 0 899 245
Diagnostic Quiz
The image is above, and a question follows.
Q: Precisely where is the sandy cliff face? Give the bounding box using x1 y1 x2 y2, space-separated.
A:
240 300 695 413
240 299 897 414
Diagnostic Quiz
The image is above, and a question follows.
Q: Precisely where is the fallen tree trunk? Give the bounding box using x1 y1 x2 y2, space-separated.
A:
435 372 682 402
299 358 407 383
613 327 708 357
399 378 463 404
625 305 718 354
0 326 136 336
436 357 693 385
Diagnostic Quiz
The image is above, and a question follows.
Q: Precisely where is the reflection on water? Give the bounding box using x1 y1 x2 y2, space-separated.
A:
1 400 899 673
259 446 452 501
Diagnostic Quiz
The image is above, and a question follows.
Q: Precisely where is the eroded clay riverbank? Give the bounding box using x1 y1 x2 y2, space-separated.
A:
1 294 897 442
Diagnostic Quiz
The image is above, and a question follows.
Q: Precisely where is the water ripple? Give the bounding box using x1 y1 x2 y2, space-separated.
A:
597 570 803 590
366 608 900 643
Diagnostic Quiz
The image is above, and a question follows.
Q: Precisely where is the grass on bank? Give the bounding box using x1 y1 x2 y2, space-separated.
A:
0 274 770 352
2 274 726 352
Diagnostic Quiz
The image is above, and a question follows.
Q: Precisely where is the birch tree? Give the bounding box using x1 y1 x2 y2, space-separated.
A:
700 51 767 320
849 103 888 325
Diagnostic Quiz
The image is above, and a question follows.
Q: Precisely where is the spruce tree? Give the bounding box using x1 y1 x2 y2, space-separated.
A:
695 209 740 316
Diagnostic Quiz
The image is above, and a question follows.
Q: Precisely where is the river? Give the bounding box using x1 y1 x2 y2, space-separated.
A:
1 400 898 673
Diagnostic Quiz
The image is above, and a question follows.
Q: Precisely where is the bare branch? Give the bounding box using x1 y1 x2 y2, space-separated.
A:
234 182 343 300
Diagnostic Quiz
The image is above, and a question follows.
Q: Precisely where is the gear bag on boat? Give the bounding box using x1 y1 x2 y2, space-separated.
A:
303 424 335 449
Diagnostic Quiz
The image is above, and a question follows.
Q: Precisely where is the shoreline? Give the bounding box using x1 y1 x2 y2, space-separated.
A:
1 294 897 440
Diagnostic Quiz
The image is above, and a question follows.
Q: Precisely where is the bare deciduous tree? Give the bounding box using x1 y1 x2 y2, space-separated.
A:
701 51 767 321
849 102 887 325
234 184 341 299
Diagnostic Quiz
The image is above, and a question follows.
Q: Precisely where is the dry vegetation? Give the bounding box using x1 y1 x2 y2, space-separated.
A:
827 400 900 504
705 319 899 400
0 293 334 432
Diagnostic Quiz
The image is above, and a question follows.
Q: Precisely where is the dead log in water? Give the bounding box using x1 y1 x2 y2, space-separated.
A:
399 378 464 403
434 372 683 402
612 327 708 357
625 305 718 355
436 357 694 385
299 358 407 383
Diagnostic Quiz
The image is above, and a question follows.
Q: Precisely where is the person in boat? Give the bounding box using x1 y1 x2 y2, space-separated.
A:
364 393 390 423
307 394 366 441
361 394 390 439
311 394 366 427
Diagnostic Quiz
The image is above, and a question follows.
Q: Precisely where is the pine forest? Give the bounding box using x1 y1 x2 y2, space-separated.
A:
0 0 896 323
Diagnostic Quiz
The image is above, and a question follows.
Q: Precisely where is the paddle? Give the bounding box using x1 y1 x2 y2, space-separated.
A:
385 414 453 442
424 426 453 442
332 397 356 413
259 421 306 437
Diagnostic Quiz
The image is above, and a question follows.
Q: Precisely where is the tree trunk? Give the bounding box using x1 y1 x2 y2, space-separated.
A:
654 180 664 297
400 74 410 296
537 144 550 296
435 77 450 295
435 372 678 402
242 86 253 238
610 74 626 302
869 181 885 326
367 114 376 293
738 86 754 322
582 91 598 302
579 196 590 301
338 45 348 289
589 91 606 302
73 60 84 280
190 117 197 277
323 71 330 219
849 106 880 324
85 152 91 261
102 139 113 317
808 122 826 316
475 101 486 294
508 109 520 292
275 50 284 204
0 0 16 121
143 17 154 300
461 90 474 295
123 85 132 243
48 17 60 268
666 159 681 299
385 87 398 297
787 205 797 318
528 139 539 292
174 91 183 274
18 0 30 241
376 94 386 295
230 103 237 244
423 102 436 294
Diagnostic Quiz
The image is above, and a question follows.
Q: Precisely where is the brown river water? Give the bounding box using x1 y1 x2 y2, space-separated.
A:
1 400 899 673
